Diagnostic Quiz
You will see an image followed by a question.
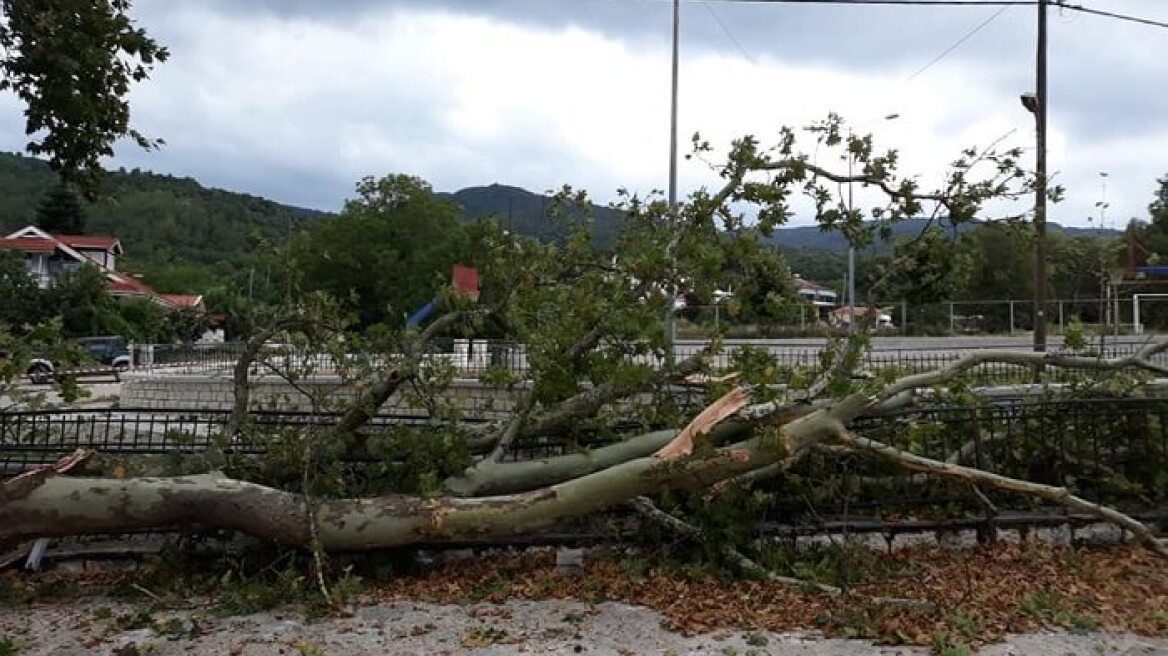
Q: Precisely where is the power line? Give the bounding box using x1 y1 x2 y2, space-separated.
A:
691 0 1168 31
905 4 1011 81
1059 3 1168 30
697 1 1034 6
701 1 756 63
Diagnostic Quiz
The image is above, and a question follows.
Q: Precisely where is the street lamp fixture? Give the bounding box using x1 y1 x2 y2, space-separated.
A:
1020 92 1039 115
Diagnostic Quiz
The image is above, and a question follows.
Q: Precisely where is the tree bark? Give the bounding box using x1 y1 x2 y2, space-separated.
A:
832 430 1168 556
0 398 864 550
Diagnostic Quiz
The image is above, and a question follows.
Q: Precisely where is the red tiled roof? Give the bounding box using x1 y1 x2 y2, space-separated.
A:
0 237 58 253
107 274 155 295
160 294 203 308
53 234 120 250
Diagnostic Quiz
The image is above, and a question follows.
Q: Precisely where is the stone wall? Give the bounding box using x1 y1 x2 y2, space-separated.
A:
120 373 528 420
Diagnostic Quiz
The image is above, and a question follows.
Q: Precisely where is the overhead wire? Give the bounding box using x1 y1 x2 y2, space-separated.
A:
701 1 757 63
688 0 1168 31
1058 3 1168 30
904 4 1011 81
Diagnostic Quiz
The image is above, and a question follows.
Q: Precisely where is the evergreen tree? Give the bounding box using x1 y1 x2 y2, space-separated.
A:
35 182 86 234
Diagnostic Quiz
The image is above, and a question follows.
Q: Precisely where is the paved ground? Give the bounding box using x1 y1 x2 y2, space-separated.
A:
1 381 121 410
1 598 1165 655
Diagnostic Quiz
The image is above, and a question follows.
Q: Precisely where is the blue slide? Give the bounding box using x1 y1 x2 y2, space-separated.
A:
406 299 438 329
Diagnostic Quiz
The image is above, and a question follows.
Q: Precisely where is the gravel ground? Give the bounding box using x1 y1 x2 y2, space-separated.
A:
1 598 1165 655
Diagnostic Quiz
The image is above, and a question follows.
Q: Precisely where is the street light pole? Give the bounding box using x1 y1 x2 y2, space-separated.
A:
1032 0 1050 352
847 152 856 334
664 0 680 368
846 114 899 334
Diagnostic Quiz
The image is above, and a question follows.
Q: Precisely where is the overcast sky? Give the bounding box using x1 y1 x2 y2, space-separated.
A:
1 0 1165 227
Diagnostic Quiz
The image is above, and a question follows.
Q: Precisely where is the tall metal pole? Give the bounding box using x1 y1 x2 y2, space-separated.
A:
844 116 897 334
847 148 855 334
664 0 680 367
1032 0 1049 352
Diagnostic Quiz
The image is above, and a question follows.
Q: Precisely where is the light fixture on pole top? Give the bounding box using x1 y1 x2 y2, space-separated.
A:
1097 171 1110 231
847 112 901 334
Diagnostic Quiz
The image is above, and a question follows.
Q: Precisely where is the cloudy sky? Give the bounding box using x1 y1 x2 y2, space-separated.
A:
1 0 1165 227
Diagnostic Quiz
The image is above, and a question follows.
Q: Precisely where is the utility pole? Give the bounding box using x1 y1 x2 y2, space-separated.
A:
1032 0 1049 352
664 0 680 368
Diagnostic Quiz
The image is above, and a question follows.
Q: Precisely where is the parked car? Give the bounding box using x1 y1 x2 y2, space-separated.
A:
0 349 55 385
24 336 132 384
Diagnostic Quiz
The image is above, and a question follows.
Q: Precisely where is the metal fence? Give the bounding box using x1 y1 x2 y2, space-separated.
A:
2 398 1165 539
0 408 488 474
678 297 1154 338
125 337 1168 387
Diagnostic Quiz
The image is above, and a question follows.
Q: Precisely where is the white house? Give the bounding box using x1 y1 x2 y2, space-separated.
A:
793 275 839 319
0 225 202 311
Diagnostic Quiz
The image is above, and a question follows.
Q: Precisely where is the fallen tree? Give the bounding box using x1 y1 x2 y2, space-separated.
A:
2 121 1165 561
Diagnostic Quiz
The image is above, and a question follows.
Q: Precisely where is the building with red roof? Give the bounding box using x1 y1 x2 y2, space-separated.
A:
0 225 201 311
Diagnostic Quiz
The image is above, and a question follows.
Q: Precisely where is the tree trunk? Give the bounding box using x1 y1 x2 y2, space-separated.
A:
1 400 860 550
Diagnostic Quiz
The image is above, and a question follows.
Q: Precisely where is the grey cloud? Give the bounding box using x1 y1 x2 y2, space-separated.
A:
182 0 1035 69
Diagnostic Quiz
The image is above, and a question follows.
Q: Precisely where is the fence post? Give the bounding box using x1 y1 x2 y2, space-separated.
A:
1058 301 1064 334
971 416 998 544
454 339 470 374
901 301 907 335
472 340 489 373
1008 301 1015 335
948 302 955 336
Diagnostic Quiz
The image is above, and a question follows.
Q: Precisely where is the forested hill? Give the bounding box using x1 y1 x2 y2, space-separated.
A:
444 183 627 248
0 152 326 289
0 151 1122 295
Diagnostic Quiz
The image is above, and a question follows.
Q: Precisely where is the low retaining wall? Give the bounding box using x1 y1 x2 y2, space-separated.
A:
120 374 528 420
120 370 1168 422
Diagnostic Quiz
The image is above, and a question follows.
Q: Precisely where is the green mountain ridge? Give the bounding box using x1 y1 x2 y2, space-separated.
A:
0 152 1121 296
0 152 326 293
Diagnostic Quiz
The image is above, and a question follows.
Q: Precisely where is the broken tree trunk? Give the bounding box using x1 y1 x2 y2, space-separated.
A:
0 396 867 550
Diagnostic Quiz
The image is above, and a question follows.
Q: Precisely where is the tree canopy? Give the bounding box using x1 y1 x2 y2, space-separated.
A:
0 0 167 192
290 175 472 329
35 181 86 234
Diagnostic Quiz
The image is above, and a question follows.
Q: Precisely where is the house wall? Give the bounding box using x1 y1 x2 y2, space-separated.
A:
77 248 112 269
23 253 51 288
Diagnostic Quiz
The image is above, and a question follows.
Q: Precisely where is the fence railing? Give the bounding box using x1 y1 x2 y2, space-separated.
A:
679 296 1163 338
125 337 1168 386
2 398 1165 540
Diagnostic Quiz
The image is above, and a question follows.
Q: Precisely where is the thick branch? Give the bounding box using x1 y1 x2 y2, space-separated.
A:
517 347 710 439
485 326 606 462
833 430 1168 557
335 310 465 437
628 497 842 595
228 319 303 437
877 341 1168 404
1 397 861 549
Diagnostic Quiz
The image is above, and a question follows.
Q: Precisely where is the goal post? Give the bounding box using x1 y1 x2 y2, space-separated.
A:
1132 293 1168 335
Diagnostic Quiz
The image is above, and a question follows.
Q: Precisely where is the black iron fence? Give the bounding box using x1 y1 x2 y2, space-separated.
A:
2 398 1166 541
768 397 1168 524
